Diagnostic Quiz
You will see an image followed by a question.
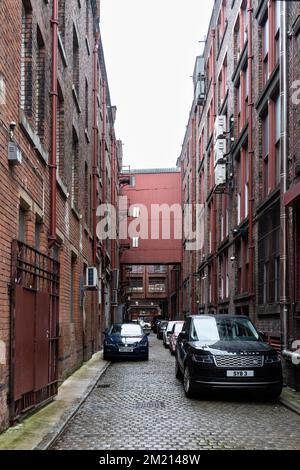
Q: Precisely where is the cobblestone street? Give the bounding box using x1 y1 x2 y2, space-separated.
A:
52 335 300 450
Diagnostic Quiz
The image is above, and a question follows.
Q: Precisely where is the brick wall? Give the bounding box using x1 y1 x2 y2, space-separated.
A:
0 0 119 431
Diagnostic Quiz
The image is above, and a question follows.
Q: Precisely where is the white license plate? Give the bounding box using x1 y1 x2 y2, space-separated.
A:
227 370 254 377
119 347 133 353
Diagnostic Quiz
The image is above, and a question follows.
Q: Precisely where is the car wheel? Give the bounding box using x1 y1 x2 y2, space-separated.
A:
183 366 196 398
103 351 110 361
164 341 168 349
175 358 183 380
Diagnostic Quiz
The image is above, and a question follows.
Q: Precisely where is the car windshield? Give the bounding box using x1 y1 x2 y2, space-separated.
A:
174 322 184 333
167 322 176 332
192 317 260 342
160 321 168 328
109 324 143 337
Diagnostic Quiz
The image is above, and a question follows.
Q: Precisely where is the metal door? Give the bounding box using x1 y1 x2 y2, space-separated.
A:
9 241 60 423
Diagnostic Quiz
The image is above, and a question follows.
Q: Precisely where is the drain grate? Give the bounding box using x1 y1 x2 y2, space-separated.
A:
135 400 165 410
97 384 111 389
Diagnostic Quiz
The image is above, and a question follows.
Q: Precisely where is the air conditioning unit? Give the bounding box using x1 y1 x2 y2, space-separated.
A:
214 139 227 166
8 141 22 165
85 267 98 291
111 289 118 306
215 163 226 187
214 115 227 142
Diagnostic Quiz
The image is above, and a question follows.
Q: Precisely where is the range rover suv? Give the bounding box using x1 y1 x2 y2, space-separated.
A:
175 315 282 399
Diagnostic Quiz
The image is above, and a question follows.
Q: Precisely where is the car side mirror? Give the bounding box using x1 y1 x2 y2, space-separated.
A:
258 330 268 342
103 328 108 335
178 331 187 340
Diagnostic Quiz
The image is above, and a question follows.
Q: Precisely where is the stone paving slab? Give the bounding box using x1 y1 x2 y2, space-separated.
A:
0 352 109 450
52 335 300 451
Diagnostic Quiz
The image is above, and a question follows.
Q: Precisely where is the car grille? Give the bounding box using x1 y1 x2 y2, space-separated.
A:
214 355 264 368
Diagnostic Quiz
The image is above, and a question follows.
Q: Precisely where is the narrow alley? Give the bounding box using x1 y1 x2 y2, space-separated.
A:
52 335 300 451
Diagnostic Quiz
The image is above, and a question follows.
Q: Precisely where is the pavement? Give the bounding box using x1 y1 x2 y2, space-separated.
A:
0 336 299 450
0 351 110 450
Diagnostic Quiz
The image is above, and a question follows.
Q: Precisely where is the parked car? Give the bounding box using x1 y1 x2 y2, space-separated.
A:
157 320 168 340
175 315 282 399
169 321 184 355
163 321 183 349
103 323 149 361
152 316 164 333
139 319 151 335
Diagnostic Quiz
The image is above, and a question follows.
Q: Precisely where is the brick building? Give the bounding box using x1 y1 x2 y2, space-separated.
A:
179 0 300 389
0 0 120 431
120 169 182 320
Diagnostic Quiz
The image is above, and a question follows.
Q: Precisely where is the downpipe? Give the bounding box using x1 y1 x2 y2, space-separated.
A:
280 0 289 351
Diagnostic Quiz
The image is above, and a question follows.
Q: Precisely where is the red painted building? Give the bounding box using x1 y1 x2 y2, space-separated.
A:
120 169 182 320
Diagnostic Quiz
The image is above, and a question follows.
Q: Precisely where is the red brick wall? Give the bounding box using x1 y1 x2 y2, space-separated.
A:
0 0 118 431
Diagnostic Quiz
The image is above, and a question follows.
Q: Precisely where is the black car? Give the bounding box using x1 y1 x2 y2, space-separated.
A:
103 323 149 361
175 315 282 399
157 320 168 340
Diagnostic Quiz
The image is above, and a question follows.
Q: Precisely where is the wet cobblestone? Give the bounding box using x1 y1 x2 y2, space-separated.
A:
52 335 300 450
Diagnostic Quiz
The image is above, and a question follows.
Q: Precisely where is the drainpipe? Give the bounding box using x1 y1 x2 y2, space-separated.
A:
93 33 100 265
102 80 107 256
211 29 217 310
280 0 289 350
49 0 58 250
247 0 254 299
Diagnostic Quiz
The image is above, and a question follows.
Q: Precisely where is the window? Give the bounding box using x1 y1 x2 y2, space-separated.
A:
86 0 90 37
35 220 42 251
128 277 143 293
21 2 33 117
73 25 79 97
57 87 64 178
72 129 79 209
84 162 89 224
36 27 45 140
262 17 269 85
85 78 89 130
58 0 66 44
262 113 269 196
244 148 249 217
148 278 166 293
217 1 226 50
70 254 77 322
275 94 281 185
258 203 280 305
236 155 241 224
275 1 280 63
132 237 139 248
19 208 26 242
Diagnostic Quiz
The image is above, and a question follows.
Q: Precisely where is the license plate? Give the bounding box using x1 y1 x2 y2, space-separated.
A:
227 370 254 377
119 347 133 353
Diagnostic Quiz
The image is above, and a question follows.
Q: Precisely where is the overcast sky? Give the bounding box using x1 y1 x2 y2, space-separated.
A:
101 0 214 170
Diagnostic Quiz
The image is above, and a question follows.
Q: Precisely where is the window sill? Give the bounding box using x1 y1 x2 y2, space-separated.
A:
56 173 69 199
255 63 280 115
72 85 82 113
85 128 90 143
19 111 48 165
71 201 81 220
85 35 91 56
58 32 68 67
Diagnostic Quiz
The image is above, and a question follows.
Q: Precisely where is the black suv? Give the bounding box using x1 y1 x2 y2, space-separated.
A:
175 315 282 399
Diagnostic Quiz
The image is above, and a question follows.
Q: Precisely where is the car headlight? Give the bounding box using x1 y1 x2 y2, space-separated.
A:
192 354 214 364
265 355 281 364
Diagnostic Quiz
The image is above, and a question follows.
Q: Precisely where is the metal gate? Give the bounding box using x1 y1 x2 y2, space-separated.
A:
9 240 60 423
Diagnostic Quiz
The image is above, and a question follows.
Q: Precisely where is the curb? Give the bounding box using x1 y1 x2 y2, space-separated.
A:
279 396 300 417
36 361 111 450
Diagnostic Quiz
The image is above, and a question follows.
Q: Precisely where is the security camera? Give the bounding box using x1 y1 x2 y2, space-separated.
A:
230 256 236 261
9 121 17 130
